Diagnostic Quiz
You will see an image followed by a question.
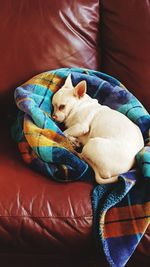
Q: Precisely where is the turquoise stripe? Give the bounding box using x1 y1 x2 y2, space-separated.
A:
93 81 107 98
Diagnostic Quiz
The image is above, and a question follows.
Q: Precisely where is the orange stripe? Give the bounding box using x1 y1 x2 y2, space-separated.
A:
18 141 38 164
100 202 150 238
103 202 150 224
102 217 149 238
23 73 64 92
24 118 75 152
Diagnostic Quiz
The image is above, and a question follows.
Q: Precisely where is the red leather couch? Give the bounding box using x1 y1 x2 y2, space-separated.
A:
0 1 150 266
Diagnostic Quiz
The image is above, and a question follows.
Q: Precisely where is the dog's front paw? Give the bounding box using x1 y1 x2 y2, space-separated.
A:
64 133 81 149
69 136 81 148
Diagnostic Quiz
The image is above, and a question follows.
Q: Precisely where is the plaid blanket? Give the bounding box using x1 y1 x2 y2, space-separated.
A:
12 67 150 266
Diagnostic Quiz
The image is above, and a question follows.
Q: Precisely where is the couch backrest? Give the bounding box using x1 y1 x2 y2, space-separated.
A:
0 0 100 114
101 0 150 111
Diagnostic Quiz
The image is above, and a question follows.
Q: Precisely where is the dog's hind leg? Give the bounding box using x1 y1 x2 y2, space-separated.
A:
80 137 120 184
81 153 118 184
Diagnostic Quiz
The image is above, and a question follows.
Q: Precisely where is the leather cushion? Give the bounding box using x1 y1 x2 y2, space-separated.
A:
0 124 94 254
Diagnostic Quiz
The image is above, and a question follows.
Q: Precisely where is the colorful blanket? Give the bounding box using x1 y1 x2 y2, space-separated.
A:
12 67 150 266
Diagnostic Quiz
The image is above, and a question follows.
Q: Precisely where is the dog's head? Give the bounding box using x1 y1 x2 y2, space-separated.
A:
52 74 87 123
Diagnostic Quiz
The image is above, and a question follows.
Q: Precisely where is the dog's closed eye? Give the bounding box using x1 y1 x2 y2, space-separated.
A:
59 104 65 111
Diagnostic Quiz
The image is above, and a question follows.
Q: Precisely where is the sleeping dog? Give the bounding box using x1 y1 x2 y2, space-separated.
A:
52 74 144 184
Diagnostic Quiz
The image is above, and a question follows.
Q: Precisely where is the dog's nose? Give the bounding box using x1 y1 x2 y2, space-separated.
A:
52 114 57 120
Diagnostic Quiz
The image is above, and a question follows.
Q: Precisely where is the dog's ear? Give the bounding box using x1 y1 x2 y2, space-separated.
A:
74 81 87 98
64 74 73 88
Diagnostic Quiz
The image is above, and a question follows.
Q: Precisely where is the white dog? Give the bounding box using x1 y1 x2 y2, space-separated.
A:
52 74 144 184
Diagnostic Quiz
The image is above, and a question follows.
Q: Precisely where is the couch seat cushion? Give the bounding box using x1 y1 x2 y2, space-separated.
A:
0 124 94 255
